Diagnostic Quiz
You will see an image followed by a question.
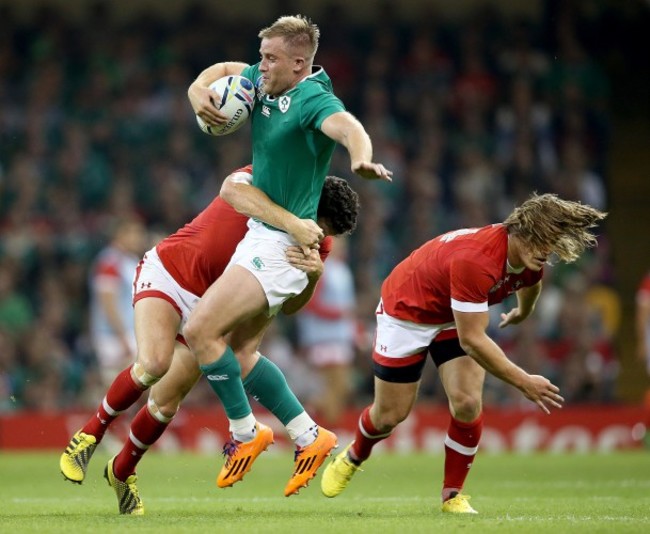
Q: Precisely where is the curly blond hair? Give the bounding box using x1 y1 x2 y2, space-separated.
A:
258 15 320 62
503 193 607 263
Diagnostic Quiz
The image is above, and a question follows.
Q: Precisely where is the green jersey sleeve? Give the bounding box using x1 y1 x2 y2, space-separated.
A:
240 64 258 86
301 90 346 130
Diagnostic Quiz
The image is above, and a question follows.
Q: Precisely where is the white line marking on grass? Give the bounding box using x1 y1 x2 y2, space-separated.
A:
494 480 650 489
500 515 648 522
163 496 429 505
12 498 104 503
12 496 428 505
506 496 637 502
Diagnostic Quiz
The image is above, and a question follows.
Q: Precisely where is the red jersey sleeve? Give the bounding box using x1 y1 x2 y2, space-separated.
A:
449 257 495 311
318 236 333 262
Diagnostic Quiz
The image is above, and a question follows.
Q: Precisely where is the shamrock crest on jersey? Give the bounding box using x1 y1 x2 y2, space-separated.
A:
279 95 291 113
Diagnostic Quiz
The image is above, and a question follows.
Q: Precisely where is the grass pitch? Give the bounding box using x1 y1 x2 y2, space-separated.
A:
1 450 649 533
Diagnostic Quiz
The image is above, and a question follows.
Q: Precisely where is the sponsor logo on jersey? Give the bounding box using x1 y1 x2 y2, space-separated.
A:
206 374 229 381
490 278 524 294
251 257 265 270
262 105 271 117
279 95 291 113
440 228 480 243
489 280 504 293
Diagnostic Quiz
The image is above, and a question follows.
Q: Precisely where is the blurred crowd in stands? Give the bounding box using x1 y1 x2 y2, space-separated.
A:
0 1 624 417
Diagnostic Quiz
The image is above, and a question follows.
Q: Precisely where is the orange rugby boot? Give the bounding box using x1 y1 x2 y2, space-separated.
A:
217 422 274 488
284 426 338 496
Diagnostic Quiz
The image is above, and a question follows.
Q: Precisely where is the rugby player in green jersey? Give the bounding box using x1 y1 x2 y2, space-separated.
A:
186 15 392 495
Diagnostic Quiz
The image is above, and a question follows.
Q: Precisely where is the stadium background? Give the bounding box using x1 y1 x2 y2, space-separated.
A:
0 0 649 451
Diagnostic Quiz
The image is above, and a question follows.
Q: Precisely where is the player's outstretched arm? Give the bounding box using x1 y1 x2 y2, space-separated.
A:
454 308 564 414
188 61 248 126
220 171 323 253
498 281 542 328
320 111 393 182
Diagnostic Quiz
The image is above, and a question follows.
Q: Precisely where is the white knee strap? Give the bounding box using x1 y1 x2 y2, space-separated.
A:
133 362 161 387
147 397 175 424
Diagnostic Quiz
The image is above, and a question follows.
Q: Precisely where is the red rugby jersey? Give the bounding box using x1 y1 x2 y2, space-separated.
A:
381 224 542 325
156 165 331 296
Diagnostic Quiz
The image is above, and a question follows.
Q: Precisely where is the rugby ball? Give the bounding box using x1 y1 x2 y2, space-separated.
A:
196 75 255 136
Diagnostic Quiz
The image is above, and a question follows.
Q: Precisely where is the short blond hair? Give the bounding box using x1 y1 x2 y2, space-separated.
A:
258 15 320 62
503 193 607 263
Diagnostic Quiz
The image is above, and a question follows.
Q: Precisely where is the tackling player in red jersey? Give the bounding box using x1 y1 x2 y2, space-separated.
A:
321 193 606 514
60 166 360 515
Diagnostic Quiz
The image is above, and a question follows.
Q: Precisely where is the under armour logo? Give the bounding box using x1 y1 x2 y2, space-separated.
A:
380 345 387 352
140 282 152 289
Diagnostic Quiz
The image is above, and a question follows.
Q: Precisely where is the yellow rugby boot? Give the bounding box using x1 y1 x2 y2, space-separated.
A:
60 430 97 484
320 442 362 498
104 456 144 516
441 492 478 514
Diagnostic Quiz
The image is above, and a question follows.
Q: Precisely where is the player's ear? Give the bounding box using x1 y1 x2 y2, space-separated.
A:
293 56 305 72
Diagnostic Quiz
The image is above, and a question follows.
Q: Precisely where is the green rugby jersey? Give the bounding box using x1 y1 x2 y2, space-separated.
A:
240 64 345 222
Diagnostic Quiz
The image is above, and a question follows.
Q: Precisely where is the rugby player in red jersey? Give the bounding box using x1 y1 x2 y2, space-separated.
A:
321 193 606 514
60 166 360 514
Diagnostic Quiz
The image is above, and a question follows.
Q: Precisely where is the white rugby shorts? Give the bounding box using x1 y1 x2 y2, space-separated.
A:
132 247 200 333
225 220 308 316
373 299 455 362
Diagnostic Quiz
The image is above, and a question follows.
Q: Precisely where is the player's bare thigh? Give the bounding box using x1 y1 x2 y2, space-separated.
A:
438 355 485 421
370 377 420 432
185 265 268 351
134 297 182 376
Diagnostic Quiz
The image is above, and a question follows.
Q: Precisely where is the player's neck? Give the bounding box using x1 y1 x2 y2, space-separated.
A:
506 236 525 273
286 71 310 92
